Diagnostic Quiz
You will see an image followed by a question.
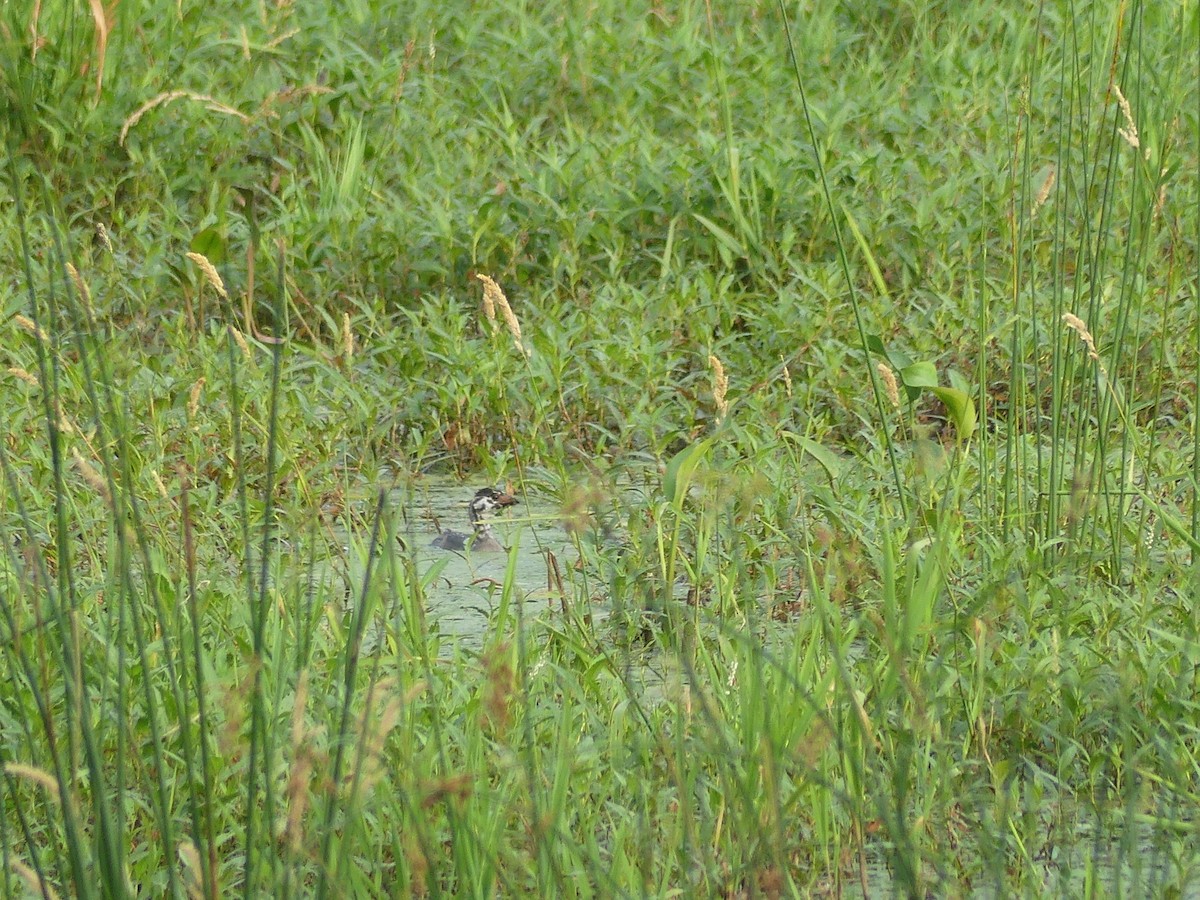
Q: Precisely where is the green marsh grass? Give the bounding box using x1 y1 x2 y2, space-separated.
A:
0 0 1198 896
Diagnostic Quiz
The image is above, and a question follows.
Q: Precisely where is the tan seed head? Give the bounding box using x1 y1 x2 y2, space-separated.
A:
476 274 528 357
341 312 355 364
1062 312 1100 362
7 367 39 388
1032 166 1056 218
876 362 901 408
709 354 729 422
14 315 48 343
185 252 228 299
1112 83 1147 159
71 448 110 502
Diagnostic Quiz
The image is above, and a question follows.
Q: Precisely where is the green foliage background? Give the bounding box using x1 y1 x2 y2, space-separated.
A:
0 0 1197 896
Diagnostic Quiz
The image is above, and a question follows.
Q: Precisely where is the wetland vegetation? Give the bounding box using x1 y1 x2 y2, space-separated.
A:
1 0 1198 896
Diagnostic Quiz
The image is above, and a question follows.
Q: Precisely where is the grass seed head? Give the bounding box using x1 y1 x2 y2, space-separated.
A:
151 468 170 500
65 263 93 312
477 272 499 329
14 315 48 343
72 448 110 502
500 301 527 356
353 679 405 796
420 773 474 809
188 378 205 420
229 325 252 359
121 90 250 146
7 367 40 388
709 353 729 422
481 642 516 733
4 763 60 802
1112 83 1146 158
876 362 901 408
1062 312 1102 364
283 671 314 852
341 311 355 364
1032 165 1056 218
185 251 228 299
10 859 59 900
476 273 528 357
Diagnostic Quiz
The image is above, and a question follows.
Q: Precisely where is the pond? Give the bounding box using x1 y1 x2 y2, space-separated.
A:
304 475 597 652
405 477 578 642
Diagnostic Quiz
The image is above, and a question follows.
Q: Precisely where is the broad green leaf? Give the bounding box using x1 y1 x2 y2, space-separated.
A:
867 333 913 370
691 213 746 261
189 226 226 264
782 432 842 481
931 386 977 442
899 361 938 389
663 438 712 511
947 368 971 394
899 361 938 401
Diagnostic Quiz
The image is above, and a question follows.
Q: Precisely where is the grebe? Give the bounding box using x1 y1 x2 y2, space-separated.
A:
430 487 519 552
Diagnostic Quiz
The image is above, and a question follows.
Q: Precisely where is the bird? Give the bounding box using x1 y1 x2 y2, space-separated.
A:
430 487 519 552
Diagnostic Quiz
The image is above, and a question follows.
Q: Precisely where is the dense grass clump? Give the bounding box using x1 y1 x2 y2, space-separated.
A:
0 0 1197 896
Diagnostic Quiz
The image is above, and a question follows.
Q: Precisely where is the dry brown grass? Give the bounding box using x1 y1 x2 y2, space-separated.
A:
121 92 250 146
